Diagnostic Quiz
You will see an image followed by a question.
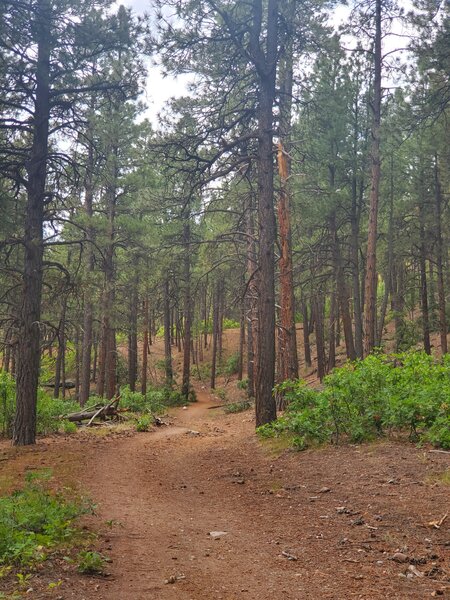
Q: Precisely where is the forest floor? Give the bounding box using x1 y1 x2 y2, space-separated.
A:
1 385 449 600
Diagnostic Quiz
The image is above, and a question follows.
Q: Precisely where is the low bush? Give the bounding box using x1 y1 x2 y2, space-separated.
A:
224 401 251 414
119 385 190 413
223 352 240 376
258 351 450 450
76 551 106 575
36 393 80 435
0 470 92 567
135 415 151 432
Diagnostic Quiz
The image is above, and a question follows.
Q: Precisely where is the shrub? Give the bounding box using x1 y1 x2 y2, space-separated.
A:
224 401 251 414
61 420 77 435
223 352 240 376
237 378 248 391
135 415 151 432
258 352 450 450
0 471 91 566
215 387 227 401
36 393 80 435
223 318 240 330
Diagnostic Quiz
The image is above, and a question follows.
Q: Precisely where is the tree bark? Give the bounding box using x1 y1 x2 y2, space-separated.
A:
276 1 298 383
434 153 447 354
314 297 326 382
181 203 192 399
253 0 278 426
80 117 95 407
53 297 67 399
128 277 138 392
14 0 51 445
301 298 312 368
164 279 173 386
363 0 382 356
418 192 431 355
141 295 149 395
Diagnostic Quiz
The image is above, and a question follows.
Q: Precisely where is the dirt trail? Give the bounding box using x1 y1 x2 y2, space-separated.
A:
73 388 450 600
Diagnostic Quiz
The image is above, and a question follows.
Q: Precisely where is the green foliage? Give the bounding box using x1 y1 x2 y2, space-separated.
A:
193 362 211 381
36 393 80 436
60 420 77 435
237 378 248 390
135 415 151 432
0 371 15 437
223 352 240 376
223 401 251 414
119 384 187 413
258 352 450 450
223 318 240 330
0 373 81 439
76 551 106 575
215 387 227 401
0 471 91 566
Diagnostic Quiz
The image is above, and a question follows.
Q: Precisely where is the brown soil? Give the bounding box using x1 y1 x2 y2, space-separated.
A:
1 387 449 600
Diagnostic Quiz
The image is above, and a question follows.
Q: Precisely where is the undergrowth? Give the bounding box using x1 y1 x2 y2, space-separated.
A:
0 372 193 440
224 401 251 414
0 470 92 567
258 351 450 450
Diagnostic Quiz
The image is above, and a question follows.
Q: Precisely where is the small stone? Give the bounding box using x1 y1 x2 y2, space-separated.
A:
209 531 228 539
392 552 408 563
408 564 424 578
318 487 331 494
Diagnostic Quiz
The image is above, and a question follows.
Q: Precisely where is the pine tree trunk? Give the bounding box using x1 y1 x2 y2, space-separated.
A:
434 154 447 354
14 0 51 445
128 282 138 392
302 299 312 368
377 155 395 347
181 209 191 399
141 296 149 395
80 119 95 407
238 302 245 381
363 0 382 356
74 324 80 401
210 284 219 390
328 291 337 372
276 3 298 383
419 195 431 355
253 0 278 426
314 298 326 382
245 191 257 400
164 279 173 385
54 297 67 399
331 212 356 361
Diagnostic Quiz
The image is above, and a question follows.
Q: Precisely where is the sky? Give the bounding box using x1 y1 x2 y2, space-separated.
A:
120 0 415 125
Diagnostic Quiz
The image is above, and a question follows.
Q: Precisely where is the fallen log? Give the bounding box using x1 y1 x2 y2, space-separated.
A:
65 397 120 423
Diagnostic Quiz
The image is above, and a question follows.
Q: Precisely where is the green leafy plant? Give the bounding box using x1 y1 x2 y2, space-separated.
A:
223 352 240 376
237 378 248 391
76 551 107 575
223 401 251 414
215 387 227 401
135 415 151 432
0 470 92 566
258 352 450 450
61 420 77 435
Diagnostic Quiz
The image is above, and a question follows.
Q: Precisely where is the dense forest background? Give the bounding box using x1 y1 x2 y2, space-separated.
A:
0 0 448 445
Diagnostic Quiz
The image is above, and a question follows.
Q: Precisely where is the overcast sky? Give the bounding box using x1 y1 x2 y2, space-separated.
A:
119 0 412 125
